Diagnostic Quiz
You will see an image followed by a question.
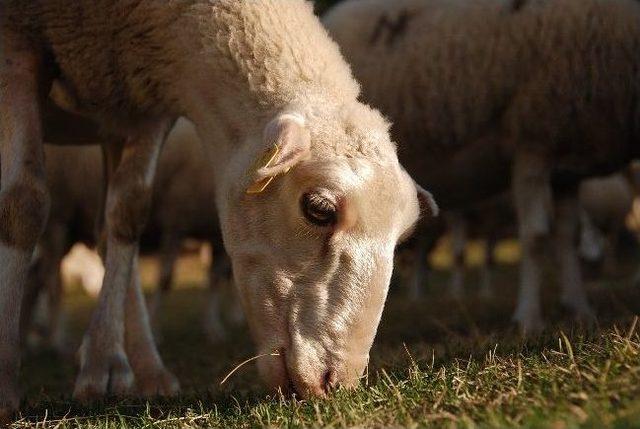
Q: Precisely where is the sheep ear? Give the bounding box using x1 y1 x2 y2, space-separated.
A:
415 182 439 218
246 113 311 194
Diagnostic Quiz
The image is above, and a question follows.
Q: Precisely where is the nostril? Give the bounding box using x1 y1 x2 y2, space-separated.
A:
322 369 337 394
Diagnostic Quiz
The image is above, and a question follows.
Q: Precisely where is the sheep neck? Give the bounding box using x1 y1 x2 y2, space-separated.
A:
167 1 363 199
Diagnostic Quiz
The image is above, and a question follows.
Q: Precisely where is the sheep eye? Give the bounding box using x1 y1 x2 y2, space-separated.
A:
301 192 337 227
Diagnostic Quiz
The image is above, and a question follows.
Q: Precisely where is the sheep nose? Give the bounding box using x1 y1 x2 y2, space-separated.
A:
291 368 337 398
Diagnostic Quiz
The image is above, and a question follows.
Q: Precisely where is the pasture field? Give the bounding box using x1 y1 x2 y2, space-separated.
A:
13 246 640 428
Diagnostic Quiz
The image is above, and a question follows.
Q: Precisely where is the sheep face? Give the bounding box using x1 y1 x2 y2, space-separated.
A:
221 109 436 398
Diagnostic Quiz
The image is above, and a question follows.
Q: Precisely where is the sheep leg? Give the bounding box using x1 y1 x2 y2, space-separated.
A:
0 31 52 417
125 252 180 397
219 245 244 326
602 224 620 276
480 235 497 299
20 245 48 345
407 232 429 300
42 224 70 355
511 151 552 334
407 222 443 299
73 121 170 400
555 192 596 323
20 223 68 354
578 209 605 264
203 239 231 342
448 212 466 299
148 233 181 342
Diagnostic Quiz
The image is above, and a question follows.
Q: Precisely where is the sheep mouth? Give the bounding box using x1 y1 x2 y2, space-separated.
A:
278 348 298 396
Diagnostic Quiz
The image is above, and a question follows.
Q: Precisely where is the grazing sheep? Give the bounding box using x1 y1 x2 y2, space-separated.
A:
21 119 235 355
0 0 433 412
324 0 640 333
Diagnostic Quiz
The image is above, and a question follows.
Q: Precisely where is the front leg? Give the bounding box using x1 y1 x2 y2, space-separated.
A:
406 222 443 300
0 30 52 417
73 121 171 400
511 151 552 334
447 212 467 300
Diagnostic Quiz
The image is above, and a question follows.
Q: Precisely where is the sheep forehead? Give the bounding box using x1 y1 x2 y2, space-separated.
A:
305 102 395 161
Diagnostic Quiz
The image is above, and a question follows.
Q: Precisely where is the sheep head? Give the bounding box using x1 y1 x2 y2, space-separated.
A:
220 102 437 398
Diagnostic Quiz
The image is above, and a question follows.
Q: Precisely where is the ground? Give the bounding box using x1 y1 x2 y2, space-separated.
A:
12 241 640 428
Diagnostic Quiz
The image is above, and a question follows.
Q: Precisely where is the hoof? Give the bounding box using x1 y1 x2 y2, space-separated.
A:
567 304 597 327
0 382 19 425
136 367 180 397
203 316 227 344
513 311 544 336
560 295 596 325
73 348 134 401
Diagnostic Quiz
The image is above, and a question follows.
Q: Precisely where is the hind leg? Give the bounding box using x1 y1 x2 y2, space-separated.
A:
20 223 67 353
126 252 179 397
479 235 497 299
148 233 181 342
555 191 595 323
203 238 232 342
0 30 52 417
43 225 70 354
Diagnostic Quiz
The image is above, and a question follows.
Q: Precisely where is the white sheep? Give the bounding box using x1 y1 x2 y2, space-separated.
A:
0 0 433 412
324 0 640 333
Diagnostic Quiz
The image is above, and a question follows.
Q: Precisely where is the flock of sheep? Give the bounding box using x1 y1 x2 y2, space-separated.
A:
1 0 639 418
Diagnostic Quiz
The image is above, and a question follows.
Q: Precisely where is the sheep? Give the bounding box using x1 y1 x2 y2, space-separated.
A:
21 119 236 356
0 0 434 412
415 173 635 301
324 0 640 333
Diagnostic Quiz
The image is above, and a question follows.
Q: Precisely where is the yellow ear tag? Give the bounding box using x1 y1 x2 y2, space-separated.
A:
246 144 281 194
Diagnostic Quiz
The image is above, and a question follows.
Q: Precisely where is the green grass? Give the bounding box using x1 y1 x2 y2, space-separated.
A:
12 259 640 428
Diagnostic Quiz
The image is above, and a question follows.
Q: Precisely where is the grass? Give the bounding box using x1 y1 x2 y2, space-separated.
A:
11 247 640 428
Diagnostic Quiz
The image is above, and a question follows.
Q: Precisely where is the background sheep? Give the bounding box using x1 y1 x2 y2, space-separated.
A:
324 0 640 332
411 172 637 301
401 195 512 300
